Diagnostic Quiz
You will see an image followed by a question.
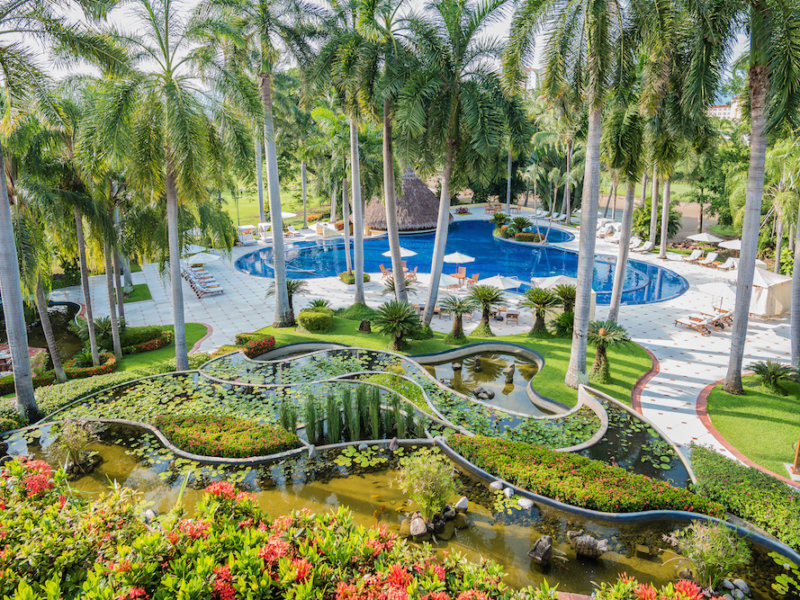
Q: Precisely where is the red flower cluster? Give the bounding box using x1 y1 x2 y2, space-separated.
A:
123 331 173 355
259 536 290 564
116 587 149 600
206 481 236 500
178 519 211 539
243 336 276 359
213 565 236 600
292 558 311 582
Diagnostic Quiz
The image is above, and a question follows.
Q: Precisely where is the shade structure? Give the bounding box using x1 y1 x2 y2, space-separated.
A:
479 275 523 290
687 232 724 243
443 252 475 264
364 170 453 232
382 247 417 258
751 267 791 317
185 252 220 265
182 244 207 255
697 282 737 308
719 239 741 250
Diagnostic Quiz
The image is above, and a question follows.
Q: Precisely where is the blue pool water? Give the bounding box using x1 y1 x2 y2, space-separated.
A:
236 220 688 305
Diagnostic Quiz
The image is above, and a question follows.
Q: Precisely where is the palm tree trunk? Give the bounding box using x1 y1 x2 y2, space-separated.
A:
724 65 768 394
524 183 529 208
563 141 573 221
659 178 671 258
608 181 636 322
35 278 66 383
505 145 512 213
113 250 125 324
792 198 800 368
301 160 307 229
74 206 99 366
255 132 265 224
330 180 338 223
165 160 189 371
774 216 783 273
566 106 602 388
260 72 292 327
103 240 123 359
349 116 365 305
602 176 615 218
422 139 456 326
122 254 134 293
698 201 704 232
342 178 352 273
0 145 36 418
640 172 647 207
382 98 406 302
649 168 659 244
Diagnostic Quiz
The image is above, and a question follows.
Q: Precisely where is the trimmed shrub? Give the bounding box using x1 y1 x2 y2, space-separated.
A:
514 232 545 243
152 414 301 457
235 332 271 346
122 330 173 355
339 271 371 284
63 352 118 379
0 372 57 396
691 444 800 550
119 326 164 347
243 336 276 358
337 303 378 321
307 305 334 316
297 310 332 333
448 435 725 516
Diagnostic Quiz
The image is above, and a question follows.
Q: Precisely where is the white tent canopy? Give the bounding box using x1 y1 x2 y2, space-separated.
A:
531 275 577 289
750 268 791 317
182 243 207 255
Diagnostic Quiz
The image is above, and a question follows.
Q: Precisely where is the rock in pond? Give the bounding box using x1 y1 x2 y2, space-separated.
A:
358 443 369 451
144 509 157 524
732 580 750 596
503 487 514 499
452 361 462 370
489 480 504 491
389 437 400 451
528 535 553 566
409 514 427 537
567 530 608 559
454 496 468 512
443 507 456 521
518 497 534 511
437 520 456 541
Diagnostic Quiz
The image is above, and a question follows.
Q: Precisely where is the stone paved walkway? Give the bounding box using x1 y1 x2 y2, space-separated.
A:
50 207 791 459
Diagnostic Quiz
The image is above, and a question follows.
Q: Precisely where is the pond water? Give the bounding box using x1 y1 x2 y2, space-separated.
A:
420 352 546 415
235 220 688 305
1 423 789 599
0 303 82 366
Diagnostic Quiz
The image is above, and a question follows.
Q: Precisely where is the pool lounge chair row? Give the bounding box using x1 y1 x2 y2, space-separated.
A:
674 307 734 336
182 266 224 298
682 250 737 270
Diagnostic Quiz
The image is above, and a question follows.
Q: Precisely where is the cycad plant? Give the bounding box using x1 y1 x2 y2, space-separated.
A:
374 300 421 350
588 320 630 384
521 288 559 334
382 275 416 297
511 216 532 232
553 284 577 313
468 285 506 337
441 295 479 343
748 361 799 396
267 279 309 325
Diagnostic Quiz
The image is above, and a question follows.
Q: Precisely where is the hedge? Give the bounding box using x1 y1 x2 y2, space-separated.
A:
0 457 539 600
122 330 173 355
119 325 165 347
691 444 800 551
297 310 332 333
152 414 301 457
235 332 272 346
339 271 371 284
514 232 544 243
448 435 725 516
63 352 119 379
243 336 276 358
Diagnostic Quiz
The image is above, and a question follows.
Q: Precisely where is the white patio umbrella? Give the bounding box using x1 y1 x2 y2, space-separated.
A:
443 251 475 264
438 273 461 288
272 211 296 219
479 274 523 290
382 247 417 258
531 275 577 289
182 243 207 255
687 232 724 244
719 239 741 250
186 252 220 265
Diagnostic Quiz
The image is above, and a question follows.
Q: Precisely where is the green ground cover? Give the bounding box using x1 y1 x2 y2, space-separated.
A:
705 375 800 475
116 283 152 303
256 315 651 409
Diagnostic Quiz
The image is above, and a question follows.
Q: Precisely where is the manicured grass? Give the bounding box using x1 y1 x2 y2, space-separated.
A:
219 183 328 227
118 323 207 372
115 283 152 303
256 316 652 408
705 375 800 475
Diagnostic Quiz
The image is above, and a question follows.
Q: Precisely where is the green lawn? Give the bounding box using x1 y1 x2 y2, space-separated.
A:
706 375 800 475
219 182 329 228
116 283 152 304
118 323 207 372
709 224 740 237
255 316 651 408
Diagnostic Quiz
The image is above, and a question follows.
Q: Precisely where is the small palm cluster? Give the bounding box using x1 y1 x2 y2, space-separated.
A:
748 361 799 396
520 284 577 336
587 320 631 384
374 300 421 350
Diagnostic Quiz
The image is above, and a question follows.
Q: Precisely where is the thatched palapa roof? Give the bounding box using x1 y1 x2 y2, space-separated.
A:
364 170 452 232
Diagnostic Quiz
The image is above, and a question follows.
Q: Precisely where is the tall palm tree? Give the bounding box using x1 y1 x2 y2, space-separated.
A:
505 0 632 387
398 0 511 326
97 0 245 370
683 0 800 393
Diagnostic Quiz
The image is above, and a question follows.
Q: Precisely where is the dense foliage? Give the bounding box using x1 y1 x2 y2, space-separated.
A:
298 309 333 332
152 414 301 457
0 457 537 599
448 435 724 516
691 445 800 550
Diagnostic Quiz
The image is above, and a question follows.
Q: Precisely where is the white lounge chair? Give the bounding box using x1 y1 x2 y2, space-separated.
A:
682 249 703 262
696 252 718 266
629 237 642 250
715 257 738 270
675 314 717 336
631 240 654 253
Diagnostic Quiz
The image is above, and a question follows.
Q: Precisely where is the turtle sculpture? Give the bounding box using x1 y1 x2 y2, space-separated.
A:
567 529 608 559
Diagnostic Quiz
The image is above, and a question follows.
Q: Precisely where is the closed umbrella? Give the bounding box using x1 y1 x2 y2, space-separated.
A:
383 247 417 258
687 232 723 244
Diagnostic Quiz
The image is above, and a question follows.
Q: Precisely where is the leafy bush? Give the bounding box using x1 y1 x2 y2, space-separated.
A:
491 212 509 227
298 310 333 332
398 448 457 521
307 305 334 316
374 300 421 350
514 232 544 242
593 575 719 600
119 326 164 347
308 298 332 310
0 372 57 396
339 271 371 284
691 444 800 550
243 336 276 358
122 330 173 355
632 202 681 240
234 332 271 346
63 352 118 379
336 303 378 321
748 360 799 395
551 311 575 336
448 435 725 516
0 457 527 600
152 414 301 457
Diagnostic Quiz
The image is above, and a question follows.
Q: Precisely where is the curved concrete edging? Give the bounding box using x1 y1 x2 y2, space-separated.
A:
190 323 214 354
631 346 660 415
696 378 800 489
434 436 800 565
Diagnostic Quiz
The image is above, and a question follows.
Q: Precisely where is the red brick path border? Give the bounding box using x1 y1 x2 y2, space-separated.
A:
190 323 214 354
696 378 800 489
631 346 659 415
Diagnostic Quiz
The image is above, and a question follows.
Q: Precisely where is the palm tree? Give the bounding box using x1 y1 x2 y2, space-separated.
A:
588 320 630 384
267 279 309 325
504 0 632 387
374 300 420 350
683 0 800 394
521 287 559 334
553 283 576 313
195 0 315 328
441 295 478 342
468 285 505 337
396 0 510 326
97 0 245 370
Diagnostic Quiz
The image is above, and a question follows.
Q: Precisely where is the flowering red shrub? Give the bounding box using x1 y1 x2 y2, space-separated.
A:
64 352 118 379
122 330 173 355
243 336 275 358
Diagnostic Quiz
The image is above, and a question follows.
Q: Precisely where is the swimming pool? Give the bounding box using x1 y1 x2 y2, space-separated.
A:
236 220 688 305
